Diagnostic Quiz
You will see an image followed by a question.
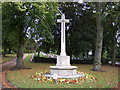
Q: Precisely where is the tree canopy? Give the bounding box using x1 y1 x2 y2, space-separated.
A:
2 2 120 68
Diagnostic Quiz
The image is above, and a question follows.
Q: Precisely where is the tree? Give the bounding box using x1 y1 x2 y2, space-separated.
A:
2 2 18 56
92 2 103 71
92 2 120 70
2 2 59 69
106 3 120 66
102 2 120 66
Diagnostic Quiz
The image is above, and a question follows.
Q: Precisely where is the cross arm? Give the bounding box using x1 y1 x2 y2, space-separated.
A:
57 19 70 23
57 19 62 23
65 19 70 23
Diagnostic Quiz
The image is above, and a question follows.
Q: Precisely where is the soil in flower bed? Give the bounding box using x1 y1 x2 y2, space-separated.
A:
6 55 119 88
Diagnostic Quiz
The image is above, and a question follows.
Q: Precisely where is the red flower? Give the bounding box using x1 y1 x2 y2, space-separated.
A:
83 77 86 79
94 77 97 80
53 79 57 81
64 79 69 82
70 79 77 83
34 75 37 78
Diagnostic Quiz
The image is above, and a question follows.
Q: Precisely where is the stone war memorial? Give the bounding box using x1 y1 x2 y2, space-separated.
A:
43 14 84 78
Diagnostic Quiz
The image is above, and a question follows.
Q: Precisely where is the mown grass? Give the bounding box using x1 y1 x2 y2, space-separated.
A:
6 55 119 88
36 53 48 58
0 54 16 63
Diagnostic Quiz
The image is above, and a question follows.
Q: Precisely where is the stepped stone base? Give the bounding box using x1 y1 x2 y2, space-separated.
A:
45 55 84 78
43 73 84 79
50 66 77 76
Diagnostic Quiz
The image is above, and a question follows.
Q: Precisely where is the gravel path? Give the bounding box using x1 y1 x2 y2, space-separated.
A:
0 54 28 89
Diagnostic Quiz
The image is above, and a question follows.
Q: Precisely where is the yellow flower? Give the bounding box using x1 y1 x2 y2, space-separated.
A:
47 79 51 81
44 70 48 73
60 79 66 82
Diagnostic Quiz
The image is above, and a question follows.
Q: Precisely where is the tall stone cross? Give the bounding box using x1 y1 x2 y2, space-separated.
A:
57 14 70 56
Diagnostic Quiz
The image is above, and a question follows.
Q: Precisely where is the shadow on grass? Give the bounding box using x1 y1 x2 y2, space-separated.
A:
10 67 32 70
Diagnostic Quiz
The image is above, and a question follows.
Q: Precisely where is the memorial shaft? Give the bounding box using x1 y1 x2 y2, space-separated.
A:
61 15 66 56
57 14 69 56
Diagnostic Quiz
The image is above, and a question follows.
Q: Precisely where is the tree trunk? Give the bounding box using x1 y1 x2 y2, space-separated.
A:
8 48 11 54
111 30 116 66
101 47 105 62
92 2 103 71
92 49 95 59
82 53 85 59
15 30 24 69
3 48 7 57
38 51 40 57
86 51 89 58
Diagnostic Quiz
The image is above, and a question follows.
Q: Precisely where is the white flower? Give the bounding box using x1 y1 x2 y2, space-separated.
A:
38 78 40 80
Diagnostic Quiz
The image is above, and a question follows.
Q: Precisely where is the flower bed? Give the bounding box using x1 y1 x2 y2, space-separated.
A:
31 71 97 84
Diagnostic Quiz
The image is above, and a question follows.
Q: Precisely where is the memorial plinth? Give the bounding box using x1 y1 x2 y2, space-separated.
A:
56 55 70 66
50 55 77 76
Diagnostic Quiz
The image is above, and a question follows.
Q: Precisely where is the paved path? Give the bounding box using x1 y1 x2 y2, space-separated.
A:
0 54 28 89
0 58 16 72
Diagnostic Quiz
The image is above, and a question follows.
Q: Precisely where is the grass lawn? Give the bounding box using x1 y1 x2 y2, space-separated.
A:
6 55 119 88
0 54 16 63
